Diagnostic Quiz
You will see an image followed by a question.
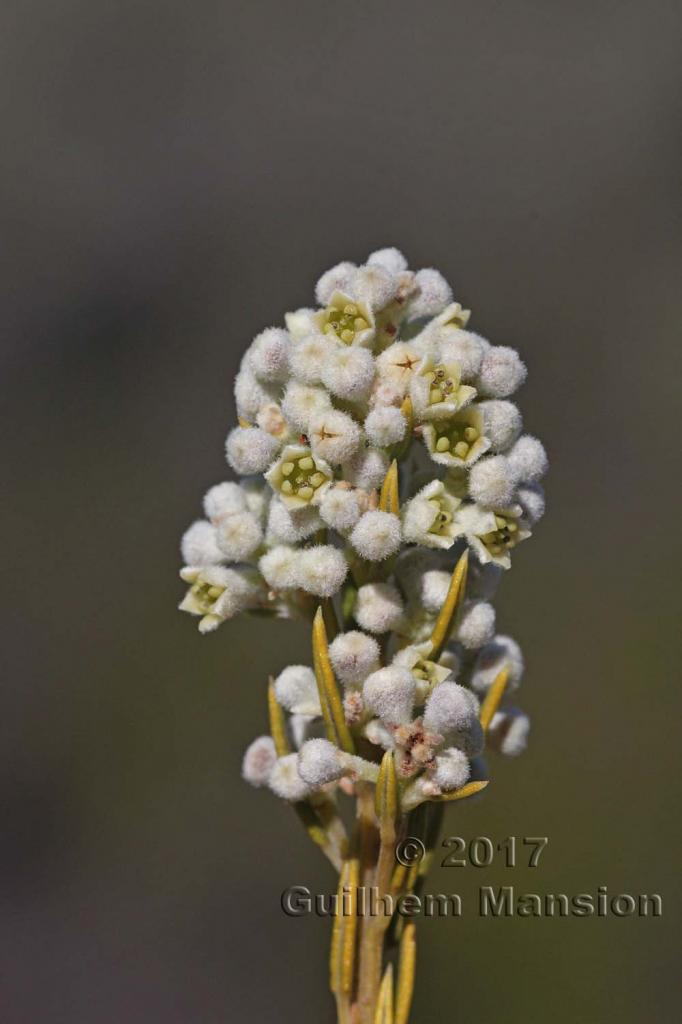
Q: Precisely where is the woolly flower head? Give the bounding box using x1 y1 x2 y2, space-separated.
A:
242 736 277 787
181 520 223 566
350 511 402 561
226 426 279 475
268 754 310 801
363 666 416 725
249 327 291 382
319 486 362 532
274 665 321 716
354 582 404 634
470 635 525 696
179 247 546 809
328 631 380 686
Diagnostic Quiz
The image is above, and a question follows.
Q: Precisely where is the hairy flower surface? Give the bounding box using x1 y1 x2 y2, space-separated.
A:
177 250 549 1017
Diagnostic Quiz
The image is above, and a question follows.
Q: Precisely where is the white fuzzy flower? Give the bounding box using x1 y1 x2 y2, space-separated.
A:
328 631 380 686
342 446 390 490
226 426 280 475
315 262 357 306
489 708 530 756
410 354 476 422
268 754 311 801
215 511 263 561
391 643 452 701
298 545 348 597
274 665 321 716
516 482 546 524
240 479 270 523
367 247 408 274
506 435 548 484
421 407 490 468
319 486 362 532
281 382 332 434
423 300 471 332
376 342 423 396
454 600 496 650
350 511 402 561
409 269 454 319
181 520 223 566
363 718 395 749
402 479 461 549
284 307 317 342
315 291 375 348
242 736 277 787
179 565 261 632
321 345 375 402
267 498 321 544
468 455 517 509
265 444 333 509
256 402 291 443
364 406 407 447
203 482 246 523
258 545 300 590
478 400 523 452
437 330 487 382
309 409 361 465
289 332 336 385
234 365 274 422
249 327 290 382
423 681 479 737
470 635 524 696
477 346 527 398
419 569 452 613
297 739 346 786
354 582 404 634
354 264 398 312
451 502 531 569
432 747 471 792
363 666 416 725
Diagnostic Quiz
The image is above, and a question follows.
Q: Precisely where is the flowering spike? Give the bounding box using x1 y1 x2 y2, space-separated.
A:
379 459 400 515
178 249 549 1018
375 963 394 1024
313 607 355 754
479 666 509 732
428 549 469 659
395 922 417 1024
267 677 291 757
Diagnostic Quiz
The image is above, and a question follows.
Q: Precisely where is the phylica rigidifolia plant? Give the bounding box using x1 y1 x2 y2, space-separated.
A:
178 248 547 1023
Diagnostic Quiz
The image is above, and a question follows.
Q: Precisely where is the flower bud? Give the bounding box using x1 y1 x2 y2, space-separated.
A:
268 754 311 801
363 666 416 725
242 736 277 787
477 346 527 398
274 665 321 716
328 631 381 686
350 511 402 561
354 582 404 634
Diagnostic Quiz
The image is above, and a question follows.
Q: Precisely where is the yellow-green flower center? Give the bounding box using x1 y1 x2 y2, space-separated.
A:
480 513 520 557
321 302 369 344
426 497 453 535
279 452 329 501
425 364 457 405
434 422 480 459
191 580 225 614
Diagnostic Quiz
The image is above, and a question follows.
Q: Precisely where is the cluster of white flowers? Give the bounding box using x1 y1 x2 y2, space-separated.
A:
179 248 547 808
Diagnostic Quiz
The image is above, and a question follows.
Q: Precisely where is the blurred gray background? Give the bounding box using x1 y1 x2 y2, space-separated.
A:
2 1 681 1021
